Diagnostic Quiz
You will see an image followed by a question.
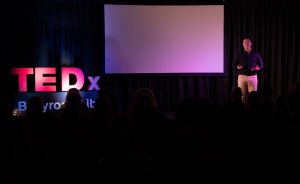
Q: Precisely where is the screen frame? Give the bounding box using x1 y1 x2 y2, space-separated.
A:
102 1 227 77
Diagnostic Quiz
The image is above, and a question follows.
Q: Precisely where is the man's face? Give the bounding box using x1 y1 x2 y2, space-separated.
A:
243 39 252 51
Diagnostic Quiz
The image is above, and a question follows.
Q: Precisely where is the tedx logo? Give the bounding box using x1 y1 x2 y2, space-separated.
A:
11 67 100 92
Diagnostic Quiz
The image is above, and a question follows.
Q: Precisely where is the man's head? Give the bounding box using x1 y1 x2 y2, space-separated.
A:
243 38 252 52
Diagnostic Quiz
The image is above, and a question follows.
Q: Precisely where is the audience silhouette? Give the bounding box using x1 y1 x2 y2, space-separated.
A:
1 84 299 183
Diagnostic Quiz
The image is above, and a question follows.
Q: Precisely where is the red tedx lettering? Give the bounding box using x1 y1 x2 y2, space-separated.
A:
11 68 34 92
35 67 56 92
11 67 93 92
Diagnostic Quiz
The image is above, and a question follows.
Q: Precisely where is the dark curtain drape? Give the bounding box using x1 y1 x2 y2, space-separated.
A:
1 0 299 113
101 75 229 113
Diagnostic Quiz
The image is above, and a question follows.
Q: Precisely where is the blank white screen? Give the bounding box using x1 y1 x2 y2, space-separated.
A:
105 4 224 74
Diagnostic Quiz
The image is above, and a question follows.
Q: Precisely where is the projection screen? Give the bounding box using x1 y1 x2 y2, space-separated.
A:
104 4 224 74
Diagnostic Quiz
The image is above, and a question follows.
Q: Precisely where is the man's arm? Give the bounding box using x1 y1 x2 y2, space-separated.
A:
232 54 243 70
257 52 264 69
250 52 264 71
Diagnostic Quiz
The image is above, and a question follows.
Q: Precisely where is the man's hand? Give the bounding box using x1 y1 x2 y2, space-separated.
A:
251 65 260 71
237 64 243 69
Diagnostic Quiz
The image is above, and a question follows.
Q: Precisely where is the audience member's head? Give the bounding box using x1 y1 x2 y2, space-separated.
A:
25 96 44 114
246 91 261 112
65 88 82 107
231 86 243 102
134 88 157 109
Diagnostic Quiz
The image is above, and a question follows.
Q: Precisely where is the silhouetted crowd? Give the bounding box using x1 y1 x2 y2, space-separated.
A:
1 83 300 183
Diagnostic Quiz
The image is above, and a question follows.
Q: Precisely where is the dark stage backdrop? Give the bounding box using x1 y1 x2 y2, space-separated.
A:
1 0 299 113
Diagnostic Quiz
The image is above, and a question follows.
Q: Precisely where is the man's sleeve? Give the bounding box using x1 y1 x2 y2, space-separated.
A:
257 52 264 69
